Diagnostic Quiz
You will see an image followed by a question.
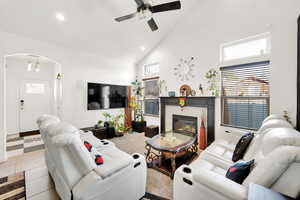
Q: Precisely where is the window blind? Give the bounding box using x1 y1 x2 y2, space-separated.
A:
221 61 270 130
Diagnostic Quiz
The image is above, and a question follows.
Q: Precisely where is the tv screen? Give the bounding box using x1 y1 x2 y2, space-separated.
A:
87 82 127 110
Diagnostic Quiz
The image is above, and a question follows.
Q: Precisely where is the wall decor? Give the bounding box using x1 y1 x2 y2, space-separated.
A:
191 90 196 96
174 57 196 81
199 84 204 95
178 97 186 108
205 69 220 96
157 80 168 95
180 84 192 97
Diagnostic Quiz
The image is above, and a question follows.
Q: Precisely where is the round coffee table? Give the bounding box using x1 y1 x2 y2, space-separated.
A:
145 131 198 178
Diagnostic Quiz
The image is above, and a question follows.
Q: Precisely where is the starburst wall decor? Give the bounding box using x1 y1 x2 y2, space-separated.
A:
173 57 196 82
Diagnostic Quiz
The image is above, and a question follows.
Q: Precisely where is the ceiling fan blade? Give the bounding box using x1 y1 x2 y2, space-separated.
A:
150 1 181 13
115 13 137 22
147 18 158 31
134 0 144 7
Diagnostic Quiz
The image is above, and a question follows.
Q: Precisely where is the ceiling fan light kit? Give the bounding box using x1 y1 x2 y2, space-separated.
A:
115 0 181 32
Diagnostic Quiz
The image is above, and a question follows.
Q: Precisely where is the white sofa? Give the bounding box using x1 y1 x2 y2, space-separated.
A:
37 115 147 200
174 116 300 200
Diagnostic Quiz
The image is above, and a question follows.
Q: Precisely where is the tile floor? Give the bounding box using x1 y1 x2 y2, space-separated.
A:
6 134 45 158
0 149 58 200
0 133 173 200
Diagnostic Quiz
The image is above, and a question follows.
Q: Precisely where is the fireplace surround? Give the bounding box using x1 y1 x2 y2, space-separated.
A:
160 97 216 146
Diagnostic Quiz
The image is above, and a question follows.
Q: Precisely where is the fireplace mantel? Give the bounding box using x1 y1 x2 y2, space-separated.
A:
160 96 216 146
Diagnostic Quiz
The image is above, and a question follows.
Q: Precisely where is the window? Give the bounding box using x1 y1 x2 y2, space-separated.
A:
143 78 159 116
143 63 160 116
26 83 45 94
143 63 160 78
221 61 270 130
221 33 271 62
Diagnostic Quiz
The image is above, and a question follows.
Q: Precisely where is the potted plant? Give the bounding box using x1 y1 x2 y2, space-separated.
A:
94 120 103 129
130 79 147 133
111 113 126 137
205 69 220 96
102 112 116 138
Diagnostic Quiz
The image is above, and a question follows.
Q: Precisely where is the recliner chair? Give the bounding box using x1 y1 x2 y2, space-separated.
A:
37 115 147 200
174 117 300 200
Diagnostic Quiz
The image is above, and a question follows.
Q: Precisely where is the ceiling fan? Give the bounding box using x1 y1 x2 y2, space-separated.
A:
115 0 181 31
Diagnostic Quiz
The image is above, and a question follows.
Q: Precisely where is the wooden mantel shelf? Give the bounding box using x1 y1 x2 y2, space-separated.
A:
160 96 216 98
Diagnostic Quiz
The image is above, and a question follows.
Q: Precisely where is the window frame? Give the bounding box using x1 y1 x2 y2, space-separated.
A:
143 76 160 117
143 62 160 78
220 61 270 130
220 32 271 64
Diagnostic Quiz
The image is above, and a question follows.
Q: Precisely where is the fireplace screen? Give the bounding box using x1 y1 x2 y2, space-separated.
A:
173 115 197 136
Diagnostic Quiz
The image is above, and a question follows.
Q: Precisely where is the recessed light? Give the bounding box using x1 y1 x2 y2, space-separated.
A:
140 46 146 52
56 13 65 22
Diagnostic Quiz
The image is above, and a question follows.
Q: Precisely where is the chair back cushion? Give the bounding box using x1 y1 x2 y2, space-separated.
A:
243 146 300 198
243 119 292 161
262 114 285 124
243 128 300 198
44 122 97 188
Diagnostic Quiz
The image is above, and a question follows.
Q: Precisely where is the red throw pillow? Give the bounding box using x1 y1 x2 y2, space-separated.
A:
95 155 104 165
84 141 93 152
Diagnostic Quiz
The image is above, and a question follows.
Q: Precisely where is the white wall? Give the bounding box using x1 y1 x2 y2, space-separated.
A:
0 30 135 162
136 0 300 139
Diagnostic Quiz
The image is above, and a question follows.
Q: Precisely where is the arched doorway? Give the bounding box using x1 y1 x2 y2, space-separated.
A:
3 53 62 158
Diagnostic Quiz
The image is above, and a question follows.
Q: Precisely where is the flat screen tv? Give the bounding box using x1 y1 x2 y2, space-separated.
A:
87 82 128 110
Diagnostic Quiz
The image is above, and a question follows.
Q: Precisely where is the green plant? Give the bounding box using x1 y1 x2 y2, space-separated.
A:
283 110 292 124
205 69 220 96
102 112 112 122
96 120 103 128
131 79 144 97
131 78 145 121
102 112 130 134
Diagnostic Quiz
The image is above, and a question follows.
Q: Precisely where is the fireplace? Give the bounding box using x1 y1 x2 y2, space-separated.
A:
173 115 197 136
160 97 215 145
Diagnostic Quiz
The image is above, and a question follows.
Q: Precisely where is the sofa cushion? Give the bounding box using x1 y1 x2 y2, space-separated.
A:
205 143 234 162
80 131 115 149
232 132 254 162
226 160 254 184
261 128 300 156
191 152 232 176
94 147 133 178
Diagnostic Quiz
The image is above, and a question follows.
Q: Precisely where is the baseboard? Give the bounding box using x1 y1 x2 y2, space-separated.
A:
19 130 40 137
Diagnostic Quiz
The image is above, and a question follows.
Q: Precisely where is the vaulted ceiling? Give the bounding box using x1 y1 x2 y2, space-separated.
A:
0 0 198 63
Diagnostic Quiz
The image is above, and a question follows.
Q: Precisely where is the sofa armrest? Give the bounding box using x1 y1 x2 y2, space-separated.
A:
192 168 247 200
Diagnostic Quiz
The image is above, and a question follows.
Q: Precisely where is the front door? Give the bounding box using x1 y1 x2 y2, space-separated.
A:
19 80 52 132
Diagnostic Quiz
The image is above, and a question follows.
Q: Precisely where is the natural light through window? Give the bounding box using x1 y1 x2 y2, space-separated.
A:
221 33 271 62
26 83 45 94
144 63 160 77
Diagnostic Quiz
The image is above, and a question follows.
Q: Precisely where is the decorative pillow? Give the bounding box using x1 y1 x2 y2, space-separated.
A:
83 141 104 165
232 132 254 162
226 160 255 184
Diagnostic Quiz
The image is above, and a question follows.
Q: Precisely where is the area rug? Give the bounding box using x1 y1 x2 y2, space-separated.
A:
110 133 173 199
0 172 26 200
